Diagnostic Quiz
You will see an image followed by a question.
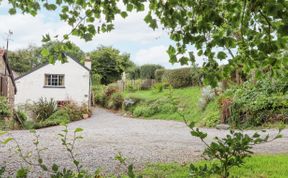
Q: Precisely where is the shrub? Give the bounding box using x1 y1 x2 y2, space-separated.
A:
13 110 28 127
223 77 288 128
133 105 157 117
43 109 70 126
92 73 102 85
108 92 124 110
154 69 165 82
162 68 193 88
0 97 11 118
152 83 164 93
140 64 164 79
31 98 57 121
158 103 177 113
62 102 83 121
104 84 119 97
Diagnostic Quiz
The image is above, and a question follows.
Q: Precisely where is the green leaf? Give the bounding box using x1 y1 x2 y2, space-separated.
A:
2 138 13 144
52 164 59 172
41 49 49 57
217 51 227 60
8 8 16 15
120 11 128 18
74 128 83 133
127 4 133 12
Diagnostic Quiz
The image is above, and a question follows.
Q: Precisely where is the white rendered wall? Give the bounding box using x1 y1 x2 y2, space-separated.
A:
15 56 90 106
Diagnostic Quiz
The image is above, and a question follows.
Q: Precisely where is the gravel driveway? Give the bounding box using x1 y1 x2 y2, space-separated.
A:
1 108 288 177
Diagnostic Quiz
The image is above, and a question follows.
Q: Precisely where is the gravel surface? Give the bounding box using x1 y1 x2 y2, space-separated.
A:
1 107 288 177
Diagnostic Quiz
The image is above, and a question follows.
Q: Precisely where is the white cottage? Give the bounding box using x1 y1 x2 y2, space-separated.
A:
15 55 92 107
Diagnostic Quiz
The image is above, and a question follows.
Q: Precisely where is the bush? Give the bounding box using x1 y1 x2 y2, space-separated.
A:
108 92 124 110
152 83 164 93
133 105 158 117
140 64 164 79
43 109 70 126
0 97 11 118
31 98 57 121
154 69 165 82
223 77 288 128
62 102 83 121
13 110 28 127
162 68 193 88
104 84 119 98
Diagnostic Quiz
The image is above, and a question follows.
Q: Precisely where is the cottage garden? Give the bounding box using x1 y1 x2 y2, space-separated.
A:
0 0 288 177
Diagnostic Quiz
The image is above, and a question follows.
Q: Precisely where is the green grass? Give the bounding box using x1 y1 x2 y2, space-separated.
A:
124 87 219 126
140 154 288 178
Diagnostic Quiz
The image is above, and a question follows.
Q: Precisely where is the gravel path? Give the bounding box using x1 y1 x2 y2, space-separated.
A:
1 108 288 177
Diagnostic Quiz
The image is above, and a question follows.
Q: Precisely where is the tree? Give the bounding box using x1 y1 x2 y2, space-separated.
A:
139 64 164 79
41 41 85 62
89 46 133 85
8 45 42 74
2 1 288 84
8 42 84 74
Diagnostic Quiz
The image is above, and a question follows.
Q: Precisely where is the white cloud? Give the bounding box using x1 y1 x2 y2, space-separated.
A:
134 45 190 69
0 14 68 50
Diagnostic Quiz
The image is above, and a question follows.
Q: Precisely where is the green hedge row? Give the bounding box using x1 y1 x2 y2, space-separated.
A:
156 68 202 88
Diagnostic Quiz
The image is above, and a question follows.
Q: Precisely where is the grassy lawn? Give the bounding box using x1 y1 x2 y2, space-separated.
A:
124 87 220 126
140 154 288 178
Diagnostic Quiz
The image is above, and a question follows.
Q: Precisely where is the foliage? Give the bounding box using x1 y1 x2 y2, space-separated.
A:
139 64 164 79
62 102 84 121
140 154 288 178
125 87 220 126
8 45 42 74
162 68 194 88
4 1 288 85
222 76 288 128
90 46 133 85
42 41 85 62
104 84 119 98
0 127 141 178
124 79 142 92
184 120 282 178
43 109 70 126
0 97 11 118
154 69 166 82
93 85 106 106
128 66 141 80
31 98 57 122
13 110 28 128
91 73 102 86
108 92 124 110
152 83 164 93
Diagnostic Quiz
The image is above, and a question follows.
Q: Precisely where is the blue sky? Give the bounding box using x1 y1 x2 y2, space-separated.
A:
0 1 208 68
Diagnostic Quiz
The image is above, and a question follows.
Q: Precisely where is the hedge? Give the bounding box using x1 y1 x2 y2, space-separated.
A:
162 68 194 88
140 64 164 79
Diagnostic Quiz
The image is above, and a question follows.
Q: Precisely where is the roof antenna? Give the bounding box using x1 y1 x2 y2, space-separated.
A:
5 30 13 52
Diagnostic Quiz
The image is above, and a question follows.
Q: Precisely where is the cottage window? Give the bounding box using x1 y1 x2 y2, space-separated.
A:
44 74 65 87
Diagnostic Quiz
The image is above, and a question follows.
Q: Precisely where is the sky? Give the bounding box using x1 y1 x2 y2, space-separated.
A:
0 1 196 69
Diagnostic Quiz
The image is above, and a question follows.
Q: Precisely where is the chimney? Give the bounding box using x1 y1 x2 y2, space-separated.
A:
84 56 92 70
